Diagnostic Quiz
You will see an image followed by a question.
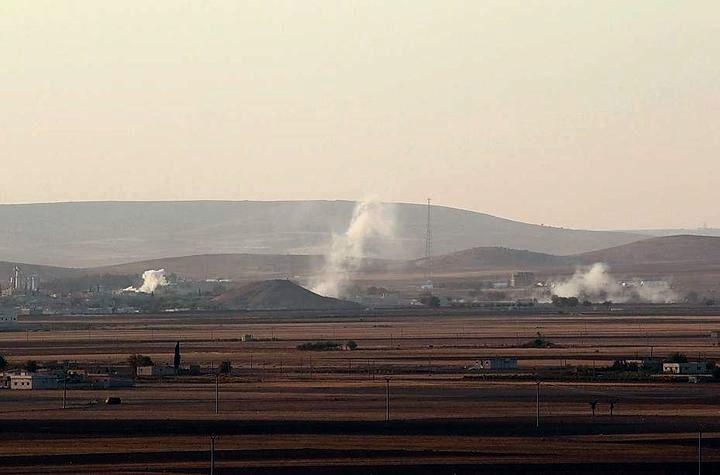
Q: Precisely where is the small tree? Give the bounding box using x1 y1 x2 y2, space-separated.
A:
666 352 688 363
590 400 598 417
0 354 7 371
420 295 441 308
24 360 38 373
346 340 358 350
128 354 153 371
712 366 720 380
173 342 181 371
219 361 232 374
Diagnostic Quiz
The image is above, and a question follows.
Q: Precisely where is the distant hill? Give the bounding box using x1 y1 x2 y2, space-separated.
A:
4 234 720 296
412 247 571 273
95 254 326 281
0 261 79 283
576 235 720 266
0 200 645 267
212 280 362 310
619 228 720 238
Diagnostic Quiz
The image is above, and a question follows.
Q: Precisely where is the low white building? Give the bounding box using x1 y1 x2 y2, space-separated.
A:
474 357 518 370
10 372 59 390
662 362 709 375
136 365 176 377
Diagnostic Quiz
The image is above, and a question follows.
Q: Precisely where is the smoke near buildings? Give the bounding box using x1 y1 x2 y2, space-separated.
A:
124 269 168 294
550 263 676 304
311 200 396 298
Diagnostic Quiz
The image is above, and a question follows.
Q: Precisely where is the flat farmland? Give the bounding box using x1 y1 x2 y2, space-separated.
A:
2 310 720 473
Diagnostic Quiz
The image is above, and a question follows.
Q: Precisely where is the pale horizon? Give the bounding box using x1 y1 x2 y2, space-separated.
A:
3 1 719 230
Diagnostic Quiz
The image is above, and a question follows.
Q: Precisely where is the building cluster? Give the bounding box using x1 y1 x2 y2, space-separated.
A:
0 368 134 391
1 266 39 297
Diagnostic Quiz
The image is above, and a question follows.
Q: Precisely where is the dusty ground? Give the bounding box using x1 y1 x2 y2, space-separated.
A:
2 310 720 473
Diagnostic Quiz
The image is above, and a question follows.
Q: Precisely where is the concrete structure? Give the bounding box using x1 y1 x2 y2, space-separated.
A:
241 334 255 342
662 362 709 375
510 272 536 288
10 266 21 292
474 357 518 370
136 365 176 377
88 374 134 389
10 372 59 390
0 314 18 329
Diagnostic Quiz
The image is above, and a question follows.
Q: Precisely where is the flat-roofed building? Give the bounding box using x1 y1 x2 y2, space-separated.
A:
510 272 536 288
663 362 709 375
474 357 518 370
136 365 176 377
10 372 58 390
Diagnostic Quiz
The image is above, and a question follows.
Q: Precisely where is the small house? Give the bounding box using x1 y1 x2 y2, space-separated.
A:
662 362 709 375
10 372 59 390
136 365 176 377
474 357 518 370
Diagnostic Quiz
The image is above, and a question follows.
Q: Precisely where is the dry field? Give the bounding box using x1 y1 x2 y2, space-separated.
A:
2 310 720 473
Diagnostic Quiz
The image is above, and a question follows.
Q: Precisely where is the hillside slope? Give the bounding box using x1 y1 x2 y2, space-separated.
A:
212 280 362 310
0 200 645 266
0 261 80 283
411 247 572 273
96 254 326 281
576 235 720 266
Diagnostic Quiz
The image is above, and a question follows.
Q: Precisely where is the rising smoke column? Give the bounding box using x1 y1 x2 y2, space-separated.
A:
550 263 676 303
124 269 169 293
311 201 396 298
551 263 619 301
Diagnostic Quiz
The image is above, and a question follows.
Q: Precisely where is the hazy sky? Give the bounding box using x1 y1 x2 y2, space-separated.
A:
2 1 718 230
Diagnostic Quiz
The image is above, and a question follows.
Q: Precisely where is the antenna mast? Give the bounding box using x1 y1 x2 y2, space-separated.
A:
425 198 433 288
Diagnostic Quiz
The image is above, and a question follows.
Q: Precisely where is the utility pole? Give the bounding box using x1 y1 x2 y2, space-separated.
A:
210 434 216 475
385 378 390 422
215 374 219 415
62 378 67 409
536 381 540 429
698 429 702 475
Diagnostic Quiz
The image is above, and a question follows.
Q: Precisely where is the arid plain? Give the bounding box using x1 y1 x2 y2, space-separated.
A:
2 309 720 474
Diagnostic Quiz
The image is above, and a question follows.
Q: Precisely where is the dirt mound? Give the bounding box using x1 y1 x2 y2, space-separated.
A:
212 280 362 310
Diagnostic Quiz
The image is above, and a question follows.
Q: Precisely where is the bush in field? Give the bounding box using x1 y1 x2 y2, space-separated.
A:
297 341 342 351
666 352 688 363
522 332 554 348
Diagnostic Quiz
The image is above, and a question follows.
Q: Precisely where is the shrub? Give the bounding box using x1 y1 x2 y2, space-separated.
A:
297 341 342 351
219 361 232 374
713 367 720 380
346 340 358 350
666 352 688 363
128 354 154 369
521 332 554 348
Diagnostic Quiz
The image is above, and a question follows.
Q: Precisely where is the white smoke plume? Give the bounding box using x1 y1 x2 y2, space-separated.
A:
311 200 396 298
550 263 676 303
124 269 168 294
